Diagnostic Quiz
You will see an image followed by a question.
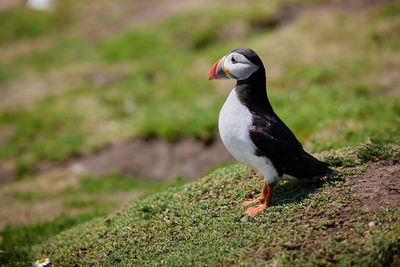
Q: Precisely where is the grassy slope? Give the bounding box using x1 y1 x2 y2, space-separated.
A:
1 1 399 265
0 0 399 176
21 144 398 266
0 173 186 265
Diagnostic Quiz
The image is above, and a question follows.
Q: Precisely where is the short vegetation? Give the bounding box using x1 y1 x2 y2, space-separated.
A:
0 0 399 177
24 145 400 266
0 0 399 266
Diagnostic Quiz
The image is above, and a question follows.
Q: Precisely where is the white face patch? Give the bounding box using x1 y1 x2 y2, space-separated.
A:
222 52 259 80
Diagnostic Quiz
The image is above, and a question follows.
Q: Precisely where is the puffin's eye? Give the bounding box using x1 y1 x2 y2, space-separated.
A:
231 57 236 63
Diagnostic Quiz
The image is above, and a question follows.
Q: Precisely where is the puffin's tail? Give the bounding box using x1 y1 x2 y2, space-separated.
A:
285 152 338 179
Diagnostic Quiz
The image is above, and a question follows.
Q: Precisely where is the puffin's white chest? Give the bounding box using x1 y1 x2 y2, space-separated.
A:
218 89 255 166
218 89 279 184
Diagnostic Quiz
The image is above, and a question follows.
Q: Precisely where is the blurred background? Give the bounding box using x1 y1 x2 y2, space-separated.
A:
0 0 399 263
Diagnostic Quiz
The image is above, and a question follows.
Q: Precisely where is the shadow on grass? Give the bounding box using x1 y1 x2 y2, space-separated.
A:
271 174 341 207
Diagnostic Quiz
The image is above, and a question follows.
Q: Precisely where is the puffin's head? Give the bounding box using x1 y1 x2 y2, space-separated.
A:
208 47 263 81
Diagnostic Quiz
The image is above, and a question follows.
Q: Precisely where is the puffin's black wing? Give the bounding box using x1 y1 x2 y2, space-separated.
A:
249 114 333 179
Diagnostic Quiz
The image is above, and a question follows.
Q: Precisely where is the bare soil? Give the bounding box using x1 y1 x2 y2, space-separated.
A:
300 159 400 257
0 136 233 185
347 161 400 211
0 0 24 11
249 157 400 263
0 65 127 112
40 136 233 181
74 0 216 39
323 160 400 213
0 136 233 229
0 189 141 230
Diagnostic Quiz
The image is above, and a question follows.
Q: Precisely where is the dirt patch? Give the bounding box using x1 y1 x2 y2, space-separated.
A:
37 136 234 181
0 0 24 11
68 136 233 181
0 64 127 112
0 189 140 230
249 157 400 264
349 162 400 211
0 136 233 185
75 0 215 39
0 136 234 185
0 136 233 229
0 161 13 185
250 0 397 32
323 160 400 213
302 159 399 255
378 69 400 97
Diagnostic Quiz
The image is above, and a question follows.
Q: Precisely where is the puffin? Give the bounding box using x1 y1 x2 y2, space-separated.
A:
209 47 335 216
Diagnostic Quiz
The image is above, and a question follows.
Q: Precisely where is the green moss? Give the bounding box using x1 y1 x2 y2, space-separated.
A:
378 3 400 18
0 7 71 44
79 172 185 196
0 95 88 176
1 0 400 265
356 143 392 163
22 147 400 266
323 154 357 167
100 30 168 62
1 171 187 266
0 211 107 266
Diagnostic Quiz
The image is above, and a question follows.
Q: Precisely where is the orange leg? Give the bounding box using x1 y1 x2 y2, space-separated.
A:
241 182 268 206
244 184 274 216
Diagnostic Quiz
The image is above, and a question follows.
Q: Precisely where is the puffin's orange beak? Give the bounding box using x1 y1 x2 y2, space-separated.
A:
209 59 222 80
209 56 229 80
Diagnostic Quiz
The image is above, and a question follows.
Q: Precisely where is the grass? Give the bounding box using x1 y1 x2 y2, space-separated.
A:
356 143 394 163
0 8 68 44
8 145 394 266
0 172 186 265
1 1 400 177
78 172 186 197
0 211 107 265
323 143 396 167
0 0 400 265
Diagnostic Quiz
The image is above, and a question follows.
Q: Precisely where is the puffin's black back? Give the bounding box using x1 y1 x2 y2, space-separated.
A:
232 48 335 180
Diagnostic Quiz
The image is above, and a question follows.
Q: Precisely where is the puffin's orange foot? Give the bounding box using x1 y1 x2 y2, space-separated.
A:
245 203 268 216
241 197 262 207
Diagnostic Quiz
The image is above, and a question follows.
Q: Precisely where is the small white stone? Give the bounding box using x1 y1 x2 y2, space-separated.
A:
240 215 249 222
26 0 54 10
123 100 135 113
71 163 83 174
